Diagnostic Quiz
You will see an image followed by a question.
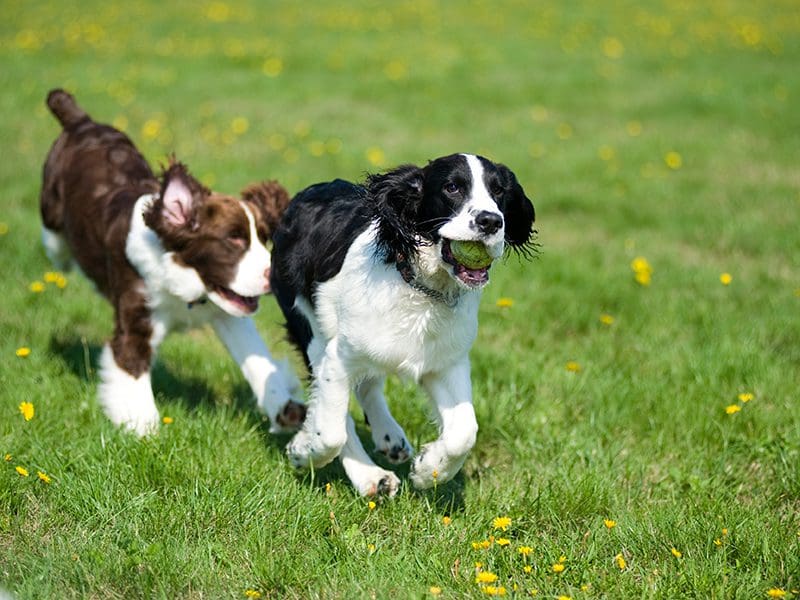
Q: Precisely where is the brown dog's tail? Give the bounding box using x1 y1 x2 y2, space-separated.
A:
46 89 89 128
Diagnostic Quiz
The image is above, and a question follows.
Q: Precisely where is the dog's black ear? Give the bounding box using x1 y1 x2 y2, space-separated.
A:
366 165 424 263
497 164 536 254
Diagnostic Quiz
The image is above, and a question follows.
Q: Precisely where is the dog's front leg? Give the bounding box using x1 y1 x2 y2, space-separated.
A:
356 377 413 464
212 315 305 432
410 359 478 489
339 414 401 497
286 337 349 469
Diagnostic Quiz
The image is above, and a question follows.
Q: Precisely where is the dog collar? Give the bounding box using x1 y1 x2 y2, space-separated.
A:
187 297 208 309
395 252 459 308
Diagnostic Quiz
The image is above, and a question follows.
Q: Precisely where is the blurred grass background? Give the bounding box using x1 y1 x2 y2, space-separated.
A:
1 1 799 598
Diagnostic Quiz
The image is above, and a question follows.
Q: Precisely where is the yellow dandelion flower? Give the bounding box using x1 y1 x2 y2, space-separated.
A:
432 469 439 480
604 519 617 529
626 120 643 137
16 466 29 477
598 145 616 161
367 543 376 553
0 222 8 235
552 563 565 573
565 361 581 373
558 555 566 563
368 501 376 510
556 123 573 140
366 147 386 167
665 151 683 170
442 516 452 526
496 538 511 547
738 393 753 403
54 274 68 288
602 36 624 58
231 117 249 135
557 596 571 600
37 471 51 484
523 565 532 574
30 281 45 293
384 60 408 81
262 57 283 77
206 2 230 22
496 297 514 308
162 416 174 424
518 546 532 556
19 402 34 421
493 516 512 531
766 589 786 599
4 454 11 462
670 547 682 558
713 538 722 546
475 562 483 569
482 586 506 596
631 256 652 275
720 273 732 285
141 119 162 140
599 314 615 326
615 553 626 570
476 571 499 584
725 404 742 415
43 271 60 283
430 586 442 596
16 347 31 358
722 528 729 536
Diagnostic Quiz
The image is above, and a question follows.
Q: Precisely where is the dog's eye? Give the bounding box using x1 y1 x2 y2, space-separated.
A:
444 182 460 194
490 183 504 197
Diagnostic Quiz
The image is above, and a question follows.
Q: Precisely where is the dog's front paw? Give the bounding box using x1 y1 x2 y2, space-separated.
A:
409 444 467 489
286 428 345 470
269 400 307 433
350 466 401 498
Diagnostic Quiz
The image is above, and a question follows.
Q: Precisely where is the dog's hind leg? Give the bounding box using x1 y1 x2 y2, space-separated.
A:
212 315 306 432
355 377 413 464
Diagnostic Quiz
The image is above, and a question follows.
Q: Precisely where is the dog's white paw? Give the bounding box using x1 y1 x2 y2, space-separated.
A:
286 428 345 469
409 444 467 489
350 466 401 498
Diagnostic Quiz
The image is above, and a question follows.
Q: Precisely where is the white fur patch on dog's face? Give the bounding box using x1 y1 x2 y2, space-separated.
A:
437 154 505 257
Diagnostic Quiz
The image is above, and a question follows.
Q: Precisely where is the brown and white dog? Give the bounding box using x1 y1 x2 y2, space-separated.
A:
40 89 305 435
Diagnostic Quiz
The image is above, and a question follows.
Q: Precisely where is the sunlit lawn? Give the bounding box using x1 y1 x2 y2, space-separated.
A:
1 1 799 598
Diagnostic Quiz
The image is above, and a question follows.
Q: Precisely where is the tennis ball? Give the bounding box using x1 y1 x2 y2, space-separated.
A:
449 240 493 269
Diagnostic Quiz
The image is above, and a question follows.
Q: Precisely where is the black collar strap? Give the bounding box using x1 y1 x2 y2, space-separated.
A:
395 252 459 308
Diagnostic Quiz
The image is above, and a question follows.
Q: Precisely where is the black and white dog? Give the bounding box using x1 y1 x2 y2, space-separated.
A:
270 153 535 496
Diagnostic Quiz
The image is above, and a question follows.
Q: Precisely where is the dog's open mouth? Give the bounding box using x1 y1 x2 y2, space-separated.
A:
214 286 260 314
441 239 491 288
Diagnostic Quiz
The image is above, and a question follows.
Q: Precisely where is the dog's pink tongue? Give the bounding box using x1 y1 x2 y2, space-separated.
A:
457 265 489 287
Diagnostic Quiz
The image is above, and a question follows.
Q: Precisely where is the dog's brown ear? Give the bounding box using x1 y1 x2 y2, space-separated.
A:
241 180 291 233
144 159 209 246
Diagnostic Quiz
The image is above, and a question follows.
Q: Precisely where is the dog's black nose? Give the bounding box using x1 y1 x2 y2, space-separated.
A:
475 211 503 235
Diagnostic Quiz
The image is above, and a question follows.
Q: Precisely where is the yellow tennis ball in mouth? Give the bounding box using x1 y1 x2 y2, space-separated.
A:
449 240 493 269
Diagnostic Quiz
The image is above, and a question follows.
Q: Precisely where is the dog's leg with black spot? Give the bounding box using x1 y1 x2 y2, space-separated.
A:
212 315 305 432
286 337 349 468
355 377 413 464
339 414 400 497
410 359 478 489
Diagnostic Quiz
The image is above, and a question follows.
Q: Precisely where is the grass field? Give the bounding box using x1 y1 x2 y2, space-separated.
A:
2 0 799 598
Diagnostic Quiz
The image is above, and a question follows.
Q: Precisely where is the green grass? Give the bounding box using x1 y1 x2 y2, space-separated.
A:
2 0 799 598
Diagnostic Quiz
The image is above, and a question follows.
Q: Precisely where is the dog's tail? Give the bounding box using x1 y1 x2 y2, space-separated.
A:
46 89 89 129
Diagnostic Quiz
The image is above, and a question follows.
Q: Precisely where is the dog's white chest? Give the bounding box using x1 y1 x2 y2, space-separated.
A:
313 229 480 380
